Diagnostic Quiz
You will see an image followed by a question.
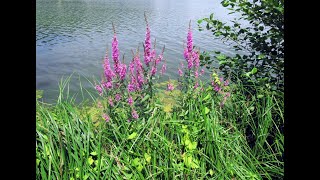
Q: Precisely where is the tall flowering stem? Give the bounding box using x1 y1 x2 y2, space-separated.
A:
144 12 152 67
185 20 193 70
112 22 121 76
103 48 115 85
180 20 202 92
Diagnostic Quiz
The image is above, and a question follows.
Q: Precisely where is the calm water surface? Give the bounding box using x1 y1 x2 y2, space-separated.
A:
36 0 238 102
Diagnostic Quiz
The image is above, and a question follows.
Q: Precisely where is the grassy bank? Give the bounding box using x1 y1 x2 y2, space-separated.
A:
36 80 284 179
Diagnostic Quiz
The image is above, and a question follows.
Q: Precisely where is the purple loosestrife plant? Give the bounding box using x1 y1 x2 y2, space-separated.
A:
128 96 133 106
133 51 144 89
193 51 200 68
102 81 113 89
103 49 115 83
200 68 205 76
119 63 127 80
132 109 139 119
178 68 183 76
185 21 194 70
161 63 166 75
103 113 110 122
144 13 152 66
112 34 121 75
167 82 174 91
115 94 122 101
108 97 114 107
95 84 103 96
194 81 199 89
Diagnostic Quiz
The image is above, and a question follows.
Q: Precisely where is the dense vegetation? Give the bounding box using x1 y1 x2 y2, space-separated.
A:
36 80 283 179
198 0 284 93
36 1 284 179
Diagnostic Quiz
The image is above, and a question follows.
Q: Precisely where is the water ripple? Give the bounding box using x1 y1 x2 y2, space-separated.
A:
37 0 240 101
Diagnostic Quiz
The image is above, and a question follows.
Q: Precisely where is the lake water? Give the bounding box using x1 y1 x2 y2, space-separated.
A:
36 0 238 102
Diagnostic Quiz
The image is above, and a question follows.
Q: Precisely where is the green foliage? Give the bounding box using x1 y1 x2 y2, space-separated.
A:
36 79 284 179
198 0 284 92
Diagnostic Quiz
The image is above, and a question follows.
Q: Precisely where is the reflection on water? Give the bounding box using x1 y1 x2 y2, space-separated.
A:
36 0 238 102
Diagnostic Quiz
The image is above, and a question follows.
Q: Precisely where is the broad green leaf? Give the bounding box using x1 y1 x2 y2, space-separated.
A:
251 67 258 74
191 161 199 169
204 107 210 114
257 94 264 98
90 151 97 156
132 158 140 166
123 172 133 179
185 139 191 146
36 159 40 166
210 13 214 20
144 153 151 164
88 156 94 165
216 54 226 61
245 72 251 77
137 164 143 172
197 19 203 24
203 94 211 101
188 141 197 150
127 132 137 140
209 169 214 176
84 174 89 180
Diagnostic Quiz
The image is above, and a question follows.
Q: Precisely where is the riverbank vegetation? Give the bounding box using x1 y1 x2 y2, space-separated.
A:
36 0 284 179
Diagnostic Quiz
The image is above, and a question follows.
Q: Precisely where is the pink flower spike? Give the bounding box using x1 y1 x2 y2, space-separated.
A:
167 82 174 91
128 82 135 92
224 80 229 86
103 50 115 82
183 48 189 60
102 81 112 89
112 34 121 74
178 68 183 76
108 97 114 107
103 113 110 122
128 96 133 106
214 85 221 92
144 24 152 66
119 63 127 80
200 69 205 75
187 26 193 53
194 81 199 89
95 84 103 96
156 54 163 65
194 70 199 78
193 51 200 68
151 66 157 76
115 94 122 101
132 109 139 119
161 63 166 75
187 54 193 69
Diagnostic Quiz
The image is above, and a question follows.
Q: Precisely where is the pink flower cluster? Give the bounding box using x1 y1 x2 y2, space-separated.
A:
180 21 202 89
183 23 200 70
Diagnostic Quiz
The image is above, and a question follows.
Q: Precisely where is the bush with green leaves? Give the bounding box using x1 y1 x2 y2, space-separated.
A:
198 0 284 92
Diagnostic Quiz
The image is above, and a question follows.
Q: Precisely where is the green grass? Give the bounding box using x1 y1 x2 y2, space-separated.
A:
36 78 284 179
